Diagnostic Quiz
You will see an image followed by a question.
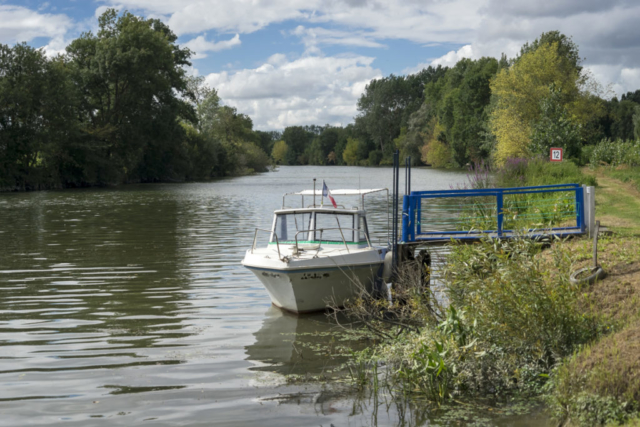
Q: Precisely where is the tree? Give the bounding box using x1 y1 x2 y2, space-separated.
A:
489 39 600 164
420 118 451 167
519 31 581 72
0 43 78 189
420 57 498 166
530 85 581 158
271 140 289 164
355 67 447 159
633 106 640 141
282 126 313 164
342 138 360 165
66 9 194 183
327 151 337 164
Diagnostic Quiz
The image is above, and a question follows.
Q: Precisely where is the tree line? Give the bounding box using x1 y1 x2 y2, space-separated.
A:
272 31 640 169
0 9 273 191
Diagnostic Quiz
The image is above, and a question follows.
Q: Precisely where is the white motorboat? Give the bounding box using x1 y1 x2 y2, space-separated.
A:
242 187 390 314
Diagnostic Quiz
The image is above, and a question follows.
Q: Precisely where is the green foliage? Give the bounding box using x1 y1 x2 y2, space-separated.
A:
519 30 582 71
0 9 271 190
530 85 582 158
590 139 640 167
271 140 289 165
282 126 313 164
496 157 597 188
368 149 383 166
446 238 599 371
422 57 499 166
420 118 451 167
342 236 600 406
490 40 602 165
342 137 360 165
0 43 79 189
356 67 447 159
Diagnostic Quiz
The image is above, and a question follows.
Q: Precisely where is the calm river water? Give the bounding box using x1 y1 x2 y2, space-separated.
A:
0 166 548 426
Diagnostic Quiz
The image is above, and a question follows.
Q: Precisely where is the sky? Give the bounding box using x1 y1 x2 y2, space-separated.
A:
3 0 640 130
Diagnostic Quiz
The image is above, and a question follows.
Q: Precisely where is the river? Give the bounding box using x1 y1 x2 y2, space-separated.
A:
0 166 548 426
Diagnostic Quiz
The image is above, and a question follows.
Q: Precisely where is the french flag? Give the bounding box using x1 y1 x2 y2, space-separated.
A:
322 180 337 208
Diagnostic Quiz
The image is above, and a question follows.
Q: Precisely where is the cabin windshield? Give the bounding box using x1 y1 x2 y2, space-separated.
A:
272 212 312 243
271 211 369 245
314 213 356 242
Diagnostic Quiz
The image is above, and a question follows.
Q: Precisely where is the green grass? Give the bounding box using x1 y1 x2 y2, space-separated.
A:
585 168 640 235
605 168 640 192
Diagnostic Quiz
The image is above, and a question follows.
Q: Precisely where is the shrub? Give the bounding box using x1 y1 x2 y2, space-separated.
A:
496 156 597 188
368 149 383 166
590 138 640 167
445 238 599 372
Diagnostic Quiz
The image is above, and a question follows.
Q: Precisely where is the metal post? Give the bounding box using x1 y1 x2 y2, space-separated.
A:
404 157 408 195
402 195 409 242
586 186 596 238
392 151 400 273
407 156 411 195
593 220 600 267
578 185 586 233
497 189 504 237
313 178 316 207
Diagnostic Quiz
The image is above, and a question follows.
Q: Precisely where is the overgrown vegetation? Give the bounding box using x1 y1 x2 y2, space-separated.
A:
338 237 600 407
331 163 640 426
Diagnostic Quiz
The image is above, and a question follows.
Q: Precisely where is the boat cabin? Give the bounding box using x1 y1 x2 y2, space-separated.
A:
270 208 370 248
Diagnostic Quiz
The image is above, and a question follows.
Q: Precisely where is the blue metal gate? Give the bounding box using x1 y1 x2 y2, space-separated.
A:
401 184 586 244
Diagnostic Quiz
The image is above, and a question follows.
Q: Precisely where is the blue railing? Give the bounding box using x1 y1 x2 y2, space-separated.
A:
401 184 586 243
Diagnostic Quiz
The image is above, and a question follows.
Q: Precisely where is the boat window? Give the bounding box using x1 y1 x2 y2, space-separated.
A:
272 213 312 242
359 216 369 242
314 213 355 242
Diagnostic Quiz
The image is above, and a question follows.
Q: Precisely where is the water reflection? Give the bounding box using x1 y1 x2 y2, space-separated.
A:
246 306 356 376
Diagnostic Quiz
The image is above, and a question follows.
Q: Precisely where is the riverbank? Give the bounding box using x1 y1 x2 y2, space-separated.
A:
333 164 640 426
547 168 640 425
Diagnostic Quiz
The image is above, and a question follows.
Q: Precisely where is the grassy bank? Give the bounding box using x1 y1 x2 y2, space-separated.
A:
335 160 640 425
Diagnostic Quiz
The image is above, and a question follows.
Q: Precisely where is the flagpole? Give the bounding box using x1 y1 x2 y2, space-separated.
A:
321 180 324 207
313 178 316 207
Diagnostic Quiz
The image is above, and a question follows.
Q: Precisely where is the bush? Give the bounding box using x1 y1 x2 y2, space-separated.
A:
590 138 640 167
342 237 600 404
368 149 383 166
236 142 271 174
496 157 597 188
445 238 599 373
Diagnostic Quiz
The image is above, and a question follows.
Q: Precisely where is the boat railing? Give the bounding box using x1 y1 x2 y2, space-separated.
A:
253 226 372 260
251 228 282 260
293 227 371 255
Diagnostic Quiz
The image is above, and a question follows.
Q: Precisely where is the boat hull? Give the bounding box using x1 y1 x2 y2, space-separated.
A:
245 262 384 314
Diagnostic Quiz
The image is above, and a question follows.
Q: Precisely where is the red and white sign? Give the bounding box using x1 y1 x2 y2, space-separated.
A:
550 147 563 162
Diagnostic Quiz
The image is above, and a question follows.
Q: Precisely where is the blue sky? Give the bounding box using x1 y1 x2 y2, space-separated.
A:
3 0 640 130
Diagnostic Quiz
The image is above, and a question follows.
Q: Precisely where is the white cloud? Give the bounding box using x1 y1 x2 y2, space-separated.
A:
184 34 241 59
103 0 316 35
292 26 385 51
0 5 72 44
204 54 382 129
402 0 640 96
103 0 483 42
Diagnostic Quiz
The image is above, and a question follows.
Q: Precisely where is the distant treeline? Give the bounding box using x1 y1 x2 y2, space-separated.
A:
0 9 273 191
272 31 640 168
3 14 640 192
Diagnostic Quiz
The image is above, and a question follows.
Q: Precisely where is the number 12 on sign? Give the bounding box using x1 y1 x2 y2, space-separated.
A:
550 147 563 162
